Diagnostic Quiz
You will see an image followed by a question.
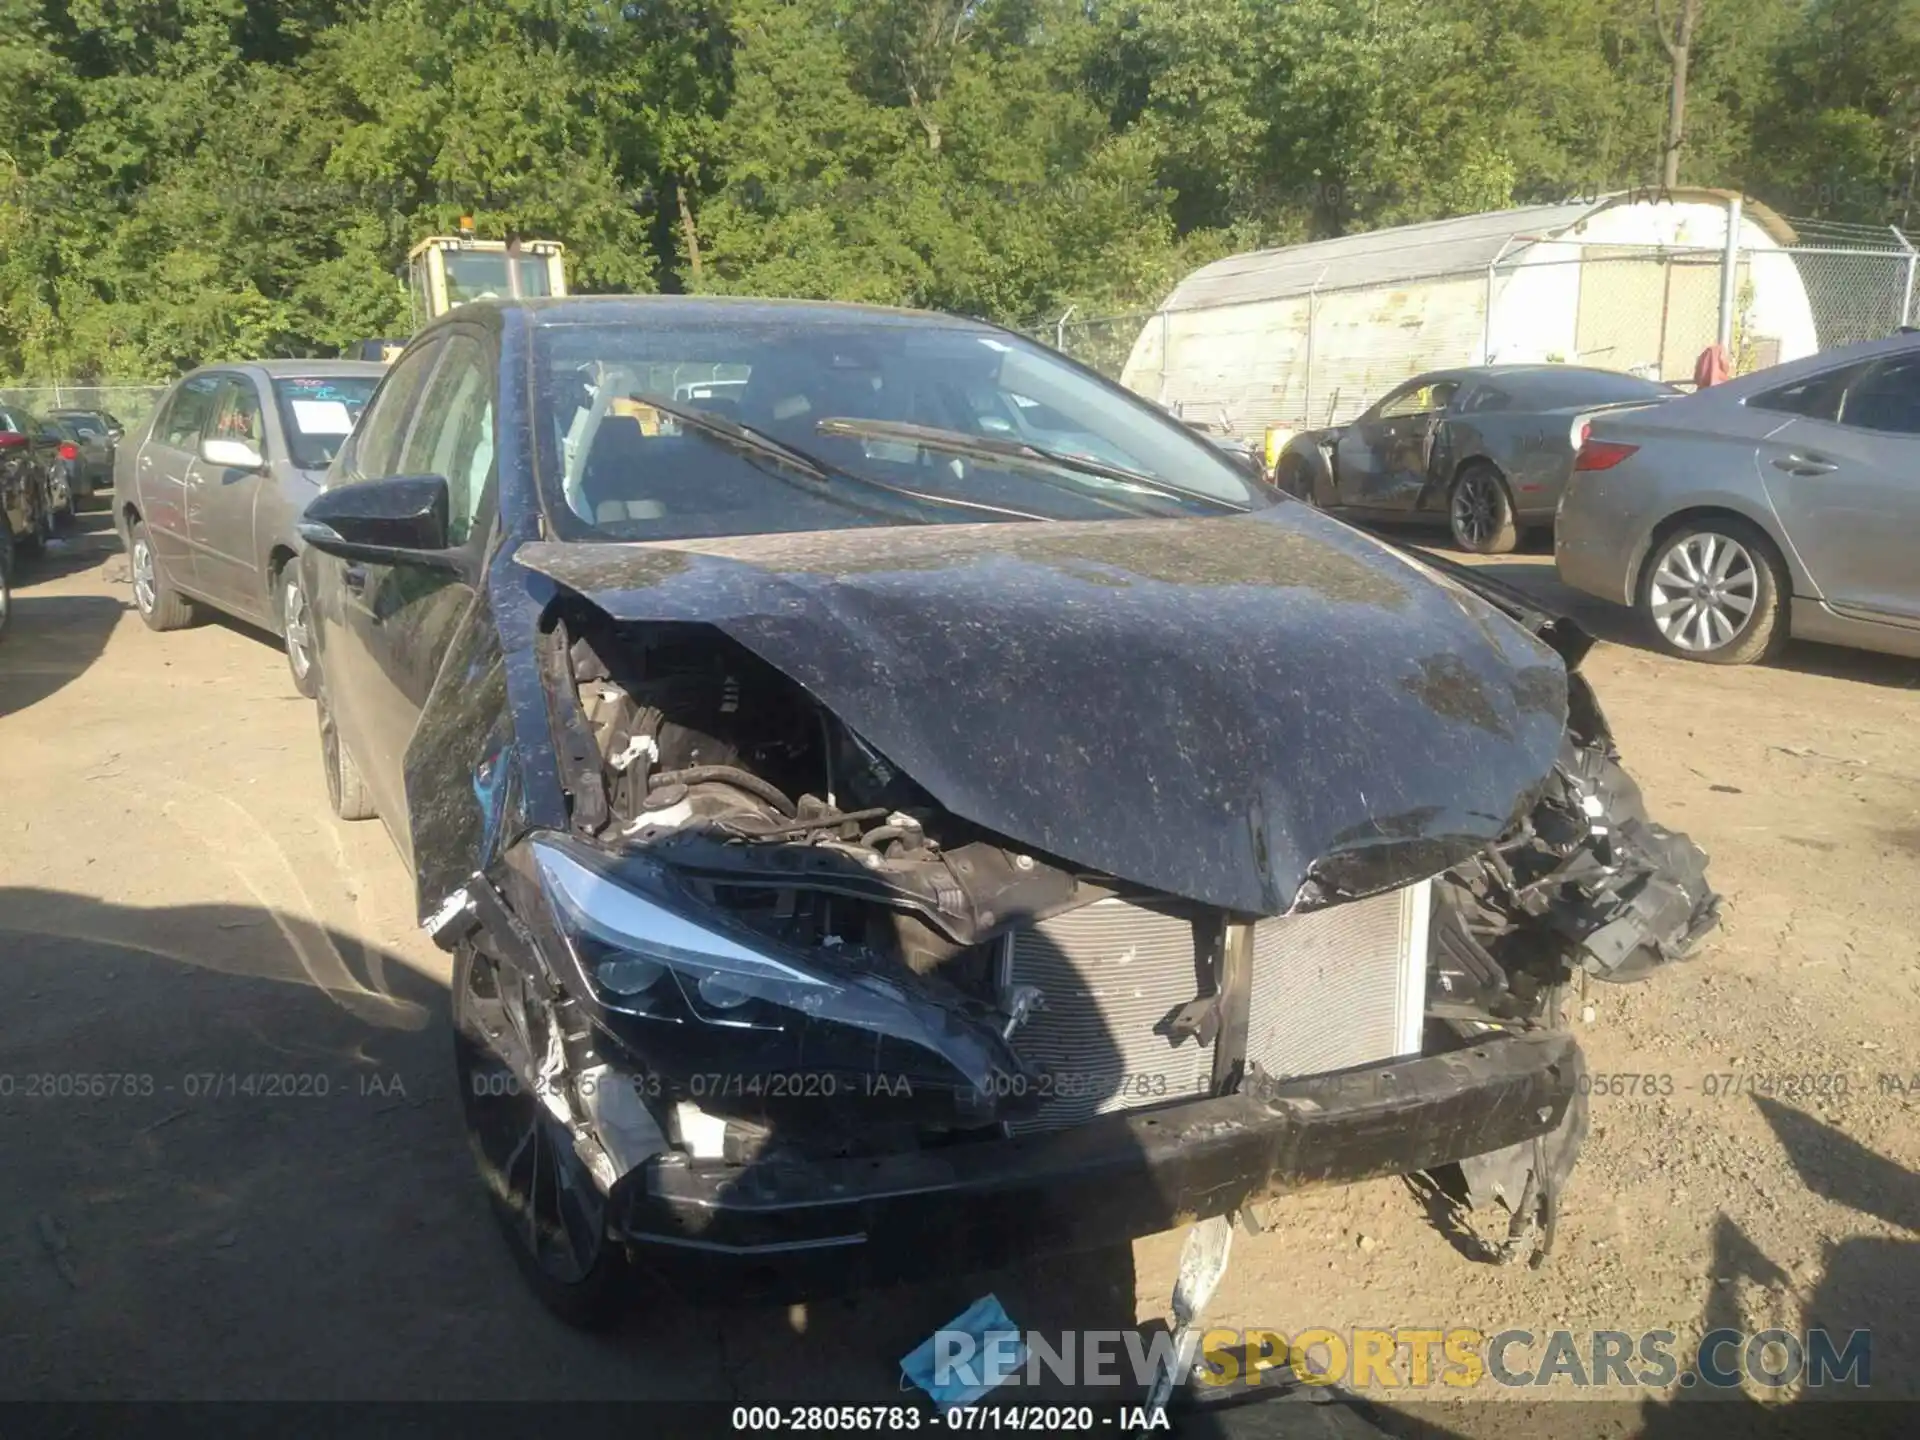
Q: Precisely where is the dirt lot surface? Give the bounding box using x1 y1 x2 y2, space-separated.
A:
3 515 1916 1430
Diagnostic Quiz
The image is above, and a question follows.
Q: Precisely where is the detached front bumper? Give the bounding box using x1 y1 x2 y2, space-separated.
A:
614 1030 1582 1294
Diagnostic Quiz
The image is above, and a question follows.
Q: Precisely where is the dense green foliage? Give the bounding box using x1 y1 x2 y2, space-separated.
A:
0 0 1913 378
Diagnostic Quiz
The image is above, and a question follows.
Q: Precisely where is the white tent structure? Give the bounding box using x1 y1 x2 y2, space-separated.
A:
1120 189 1820 434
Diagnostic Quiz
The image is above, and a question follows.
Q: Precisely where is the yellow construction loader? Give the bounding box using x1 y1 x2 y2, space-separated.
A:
347 229 570 361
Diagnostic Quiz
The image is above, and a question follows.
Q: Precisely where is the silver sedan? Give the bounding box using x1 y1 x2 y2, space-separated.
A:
112 361 385 693
1556 333 1920 665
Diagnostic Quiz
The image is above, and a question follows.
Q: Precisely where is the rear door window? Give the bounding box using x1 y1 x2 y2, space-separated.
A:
1747 362 1870 423
1837 356 1920 436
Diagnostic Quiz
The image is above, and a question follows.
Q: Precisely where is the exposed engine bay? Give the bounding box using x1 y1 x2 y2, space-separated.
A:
561 619 1095 1001
550 605 1716 1039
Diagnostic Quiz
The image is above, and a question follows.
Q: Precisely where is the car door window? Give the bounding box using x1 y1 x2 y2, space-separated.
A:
396 335 495 545
1838 356 1920 436
1748 362 1869 422
1460 386 1511 414
337 341 442 484
158 377 222 451
206 378 265 455
1380 381 1456 420
1375 384 1433 420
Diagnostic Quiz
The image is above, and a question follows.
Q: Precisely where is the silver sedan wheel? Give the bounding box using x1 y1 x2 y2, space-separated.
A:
1648 531 1758 652
131 536 157 614
283 574 313 685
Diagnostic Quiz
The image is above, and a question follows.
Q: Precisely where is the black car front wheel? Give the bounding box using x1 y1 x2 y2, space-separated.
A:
315 681 377 820
453 942 631 1329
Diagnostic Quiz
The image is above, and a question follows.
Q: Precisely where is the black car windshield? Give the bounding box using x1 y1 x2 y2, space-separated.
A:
533 313 1266 541
273 376 380 470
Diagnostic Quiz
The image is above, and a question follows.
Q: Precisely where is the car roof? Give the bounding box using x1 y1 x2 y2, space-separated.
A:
1710 329 1920 400
1398 363 1668 389
182 359 389 381
421 293 1002 334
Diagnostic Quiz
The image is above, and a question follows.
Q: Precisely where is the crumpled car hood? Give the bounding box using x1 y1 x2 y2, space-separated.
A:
515 503 1570 915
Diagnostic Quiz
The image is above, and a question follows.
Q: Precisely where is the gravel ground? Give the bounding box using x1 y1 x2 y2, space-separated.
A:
1 515 1915 1432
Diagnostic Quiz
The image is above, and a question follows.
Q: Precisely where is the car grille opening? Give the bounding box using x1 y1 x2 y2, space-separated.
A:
1002 899 1214 1134
1244 880 1430 1082
1003 883 1430 1134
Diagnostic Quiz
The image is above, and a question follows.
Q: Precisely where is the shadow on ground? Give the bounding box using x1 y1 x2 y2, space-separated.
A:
0 594 124 714
0 888 1143 1407
1338 1096 1915 1440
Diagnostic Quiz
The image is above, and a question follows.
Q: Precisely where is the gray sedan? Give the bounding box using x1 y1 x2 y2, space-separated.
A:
112 361 385 694
1275 365 1679 553
1556 333 1920 665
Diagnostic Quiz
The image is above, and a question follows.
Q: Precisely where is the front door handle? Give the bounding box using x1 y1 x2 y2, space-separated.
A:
342 565 367 595
1772 453 1838 476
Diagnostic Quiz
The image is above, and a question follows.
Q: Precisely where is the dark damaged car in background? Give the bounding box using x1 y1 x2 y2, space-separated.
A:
295 297 1720 1325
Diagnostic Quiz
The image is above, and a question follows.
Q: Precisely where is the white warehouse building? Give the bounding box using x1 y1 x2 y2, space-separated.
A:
1120 189 1820 435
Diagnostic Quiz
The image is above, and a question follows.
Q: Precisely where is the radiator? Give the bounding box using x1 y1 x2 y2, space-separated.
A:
1003 898 1215 1134
1244 880 1431 1081
1004 883 1431 1133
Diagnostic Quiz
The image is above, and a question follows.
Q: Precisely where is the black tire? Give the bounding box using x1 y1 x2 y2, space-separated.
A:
276 561 319 699
1638 516 1786 666
128 519 196 631
316 682 378 820
453 943 631 1329
1448 462 1519 555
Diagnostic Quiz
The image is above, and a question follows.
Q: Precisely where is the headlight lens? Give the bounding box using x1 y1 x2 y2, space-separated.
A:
528 835 1021 1104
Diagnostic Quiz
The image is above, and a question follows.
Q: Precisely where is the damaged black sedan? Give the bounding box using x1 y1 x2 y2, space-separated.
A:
296 297 1719 1326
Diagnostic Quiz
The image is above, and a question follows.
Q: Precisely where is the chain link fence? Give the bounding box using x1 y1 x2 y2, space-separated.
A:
0 384 169 431
1024 231 1919 437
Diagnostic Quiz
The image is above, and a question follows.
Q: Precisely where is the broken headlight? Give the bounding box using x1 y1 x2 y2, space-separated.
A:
528 835 1024 1119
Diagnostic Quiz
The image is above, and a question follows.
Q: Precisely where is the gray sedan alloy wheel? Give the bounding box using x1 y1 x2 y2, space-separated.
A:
1640 520 1783 665
128 519 195 631
1649 532 1757 651
130 532 157 614
280 567 318 698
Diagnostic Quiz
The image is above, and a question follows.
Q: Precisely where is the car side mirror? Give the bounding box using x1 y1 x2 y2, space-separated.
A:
298 474 462 570
202 436 264 470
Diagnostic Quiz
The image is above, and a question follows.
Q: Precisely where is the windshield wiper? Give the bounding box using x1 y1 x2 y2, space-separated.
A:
814 418 1244 513
627 393 1050 523
630 391 838 481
